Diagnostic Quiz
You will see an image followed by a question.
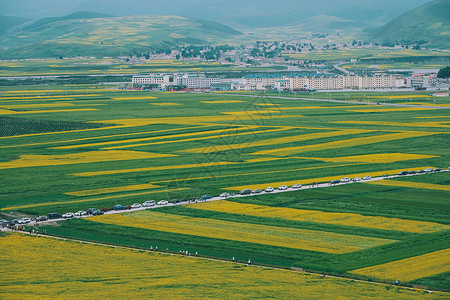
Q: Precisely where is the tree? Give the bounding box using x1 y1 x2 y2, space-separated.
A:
437 66 450 79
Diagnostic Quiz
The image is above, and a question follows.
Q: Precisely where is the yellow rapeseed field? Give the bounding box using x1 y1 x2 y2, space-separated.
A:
150 103 182 106
335 121 450 129
300 153 439 164
89 211 395 254
1 234 442 299
1 188 187 211
350 248 450 282
251 132 437 156
0 150 175 169
190 201 449 234
54 126 259 149
73 161 238 177
0 103 77 109
65 183 161 196
348 108 434 113
183 129 372 153
0 108 99 115
200 100 245 103
103 127 288 150
367 180 450 192
226 166 434 191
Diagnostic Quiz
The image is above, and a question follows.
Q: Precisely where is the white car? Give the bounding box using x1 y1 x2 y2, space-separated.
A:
220 192 230 198
362 176 372 180
425 168 433 172
142 200 156 207
352 177 361 182
157 200 168 205
265 187 274 192
340 177 351 183
131 203 142 209
291 184 302 189
18 218 31 224
278 185 288 190
62 212 74 219
74 211 87 217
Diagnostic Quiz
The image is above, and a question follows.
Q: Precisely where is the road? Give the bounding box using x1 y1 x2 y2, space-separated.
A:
13 168 447 226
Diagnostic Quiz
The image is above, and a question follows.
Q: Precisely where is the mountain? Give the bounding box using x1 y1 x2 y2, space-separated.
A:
0 13 242 59
0 16 30 35
369 0 450 48
1 0 432 28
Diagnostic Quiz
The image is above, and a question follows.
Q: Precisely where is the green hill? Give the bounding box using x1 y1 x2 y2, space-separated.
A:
0 16 30 35
0 13 242 59
369 0 450 49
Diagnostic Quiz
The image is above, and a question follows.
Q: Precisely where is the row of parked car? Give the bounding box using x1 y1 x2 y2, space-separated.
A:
398 168 442 176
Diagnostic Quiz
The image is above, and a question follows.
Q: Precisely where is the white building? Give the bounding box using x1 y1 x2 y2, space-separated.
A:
132 73 221 89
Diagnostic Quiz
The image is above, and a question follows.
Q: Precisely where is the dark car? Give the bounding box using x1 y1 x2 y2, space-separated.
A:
399 171 409 176
48 213 61 220
330 180 341 185
170 199 181 204
36 216 48 222
239 189 252 195
87 208 98 215
434 168 441 172
91 209 104 216
408 170 416 175
114 205 126 210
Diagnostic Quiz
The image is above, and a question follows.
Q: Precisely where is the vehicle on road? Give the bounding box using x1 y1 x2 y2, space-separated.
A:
278 185 288 190
170 199 180 204
425 168 433 172
91 209 104 216
291 184 302 189
265 187 274 192
220 192 230 198
252 189 262 194
399 171 409 176
142 200 156 207
417 169 425 174
157 200 168 205
340 177 351 183
18 217 31 224
114 205 126 210
362 176 372 180
62 213 74 219
36 216 48 222
352 177 361 182
330 179 341 185
239 189 252 195
48 213 61 219
200 195 213 201
434 168 441 172
131 203 142 208
74 211 87 217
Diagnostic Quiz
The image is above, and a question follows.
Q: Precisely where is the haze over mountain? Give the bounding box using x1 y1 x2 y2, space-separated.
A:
369 0 449 48
1 0 432 28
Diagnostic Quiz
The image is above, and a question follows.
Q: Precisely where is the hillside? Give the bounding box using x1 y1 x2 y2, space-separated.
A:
0 13 242 59
0 16 30 35
369 0 450 49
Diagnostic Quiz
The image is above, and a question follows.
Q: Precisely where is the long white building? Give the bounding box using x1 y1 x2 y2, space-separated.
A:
132 73 221 89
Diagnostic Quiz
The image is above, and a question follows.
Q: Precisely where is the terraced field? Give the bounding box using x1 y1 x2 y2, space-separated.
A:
1 85 449 291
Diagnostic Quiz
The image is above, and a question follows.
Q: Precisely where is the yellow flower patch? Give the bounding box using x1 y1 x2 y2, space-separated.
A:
112 96 158 100
89 211 396 254
190 201 449 234
347 108 434 113
0 150 175 170
1 188 187 211
183 129 372 154
65 183 161 197
1 233 442 299
150 103 182 106
350 248 450 282
226 166 435 191
251 132 437 156
0 108 99 115
300 153 439 164
367 179 450 191
200 100 246 104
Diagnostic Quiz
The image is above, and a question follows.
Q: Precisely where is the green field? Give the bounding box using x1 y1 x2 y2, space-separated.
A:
1 85 449 290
